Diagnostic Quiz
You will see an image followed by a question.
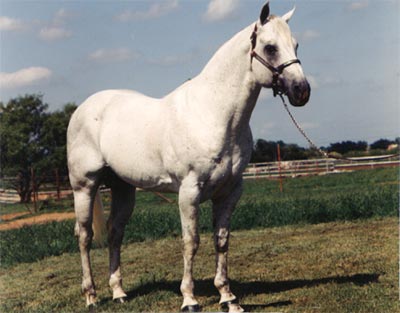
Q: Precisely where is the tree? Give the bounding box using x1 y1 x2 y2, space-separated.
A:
251 139 308 162
0 95 76 203
370 139 394 150
327 140 367 155
41 103 77 175
251 139 277 162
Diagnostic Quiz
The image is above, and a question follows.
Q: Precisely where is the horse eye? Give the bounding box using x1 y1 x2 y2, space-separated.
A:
265 44 277 56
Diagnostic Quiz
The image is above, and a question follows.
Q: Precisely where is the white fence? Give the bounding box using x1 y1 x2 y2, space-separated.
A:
1 154 399 204
243 154 400 179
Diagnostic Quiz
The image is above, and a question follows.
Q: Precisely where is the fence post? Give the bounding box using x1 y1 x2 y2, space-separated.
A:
277 144 283 192
31 167 38 212
55 168 61 201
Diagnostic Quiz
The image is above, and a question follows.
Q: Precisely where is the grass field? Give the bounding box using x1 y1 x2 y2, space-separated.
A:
1 168 398 267
0 217 398 312
0 168 399 312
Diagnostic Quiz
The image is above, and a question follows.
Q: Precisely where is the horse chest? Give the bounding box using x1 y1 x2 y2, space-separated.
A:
197 152 244 200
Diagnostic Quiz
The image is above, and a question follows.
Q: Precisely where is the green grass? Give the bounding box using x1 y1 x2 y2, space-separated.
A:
0 217 398 312
0 168 398 267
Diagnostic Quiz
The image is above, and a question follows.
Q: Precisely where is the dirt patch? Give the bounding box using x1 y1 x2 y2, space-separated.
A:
0 212 75 231
0 212 31 221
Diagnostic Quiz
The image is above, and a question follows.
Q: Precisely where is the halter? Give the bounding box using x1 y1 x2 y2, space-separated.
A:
250 23 301 97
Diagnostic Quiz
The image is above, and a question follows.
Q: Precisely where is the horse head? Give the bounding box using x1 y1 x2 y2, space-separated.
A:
251 2 310 107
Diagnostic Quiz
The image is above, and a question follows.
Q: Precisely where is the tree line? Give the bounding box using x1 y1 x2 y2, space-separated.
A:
251 138 399 163
1 95 398 202
0 95 76 202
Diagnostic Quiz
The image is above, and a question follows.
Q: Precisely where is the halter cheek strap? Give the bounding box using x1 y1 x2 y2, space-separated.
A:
250 23 301 97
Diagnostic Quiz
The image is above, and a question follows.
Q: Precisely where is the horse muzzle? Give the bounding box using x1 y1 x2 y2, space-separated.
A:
287 79 310 107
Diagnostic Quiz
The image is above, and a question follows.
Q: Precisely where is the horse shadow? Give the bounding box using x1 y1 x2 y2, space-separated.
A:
122 272 380 311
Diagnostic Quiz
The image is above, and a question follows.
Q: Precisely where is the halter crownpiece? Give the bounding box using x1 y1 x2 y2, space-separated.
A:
250 23 301 97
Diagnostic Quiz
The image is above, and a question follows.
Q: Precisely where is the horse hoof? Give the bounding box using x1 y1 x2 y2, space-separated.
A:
221 300 244 313
114 297 126 304
181 304 201 312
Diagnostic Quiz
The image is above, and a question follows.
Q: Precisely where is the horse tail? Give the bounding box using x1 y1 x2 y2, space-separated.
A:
92 191 107 247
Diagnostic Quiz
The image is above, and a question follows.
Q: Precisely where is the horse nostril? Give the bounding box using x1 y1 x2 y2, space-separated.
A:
293 84 301 96
292 82 310 101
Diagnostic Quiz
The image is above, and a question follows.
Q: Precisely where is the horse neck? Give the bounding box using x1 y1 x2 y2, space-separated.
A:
193 23 261 135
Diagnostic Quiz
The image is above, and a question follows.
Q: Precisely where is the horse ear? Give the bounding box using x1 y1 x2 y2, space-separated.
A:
282 6 296 23
259 2 270 25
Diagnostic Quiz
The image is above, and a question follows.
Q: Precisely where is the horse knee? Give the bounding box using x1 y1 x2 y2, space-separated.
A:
182 234 200 256
215 228 229 253
76 222 93 248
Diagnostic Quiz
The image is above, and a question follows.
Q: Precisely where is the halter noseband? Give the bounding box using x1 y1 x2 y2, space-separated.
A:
250 24 301 97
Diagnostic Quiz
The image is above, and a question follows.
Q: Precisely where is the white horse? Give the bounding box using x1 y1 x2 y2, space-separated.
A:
67 2 310 312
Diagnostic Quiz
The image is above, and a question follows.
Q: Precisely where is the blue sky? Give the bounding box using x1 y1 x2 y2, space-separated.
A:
0 0 399 146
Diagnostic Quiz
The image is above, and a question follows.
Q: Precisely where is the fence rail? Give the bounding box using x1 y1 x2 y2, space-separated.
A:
243 154 400 179
1 154 399 204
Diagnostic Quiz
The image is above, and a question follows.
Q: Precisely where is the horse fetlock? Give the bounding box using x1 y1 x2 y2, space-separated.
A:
214 274 229 290
220 298 244 313
109 273 127 300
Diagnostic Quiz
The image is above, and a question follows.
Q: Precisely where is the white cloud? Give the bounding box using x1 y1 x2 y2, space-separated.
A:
0 16 26 31
203 0 240 22
307 74 343 89
89 48 140 62
0 67 52 89
116 0 179 21
348 1 369 11
295 30 320 42
300 122 319 130
39 26 72 41
53 8 73 25
146 49 200 67
38 8 73 41
258 121 277 137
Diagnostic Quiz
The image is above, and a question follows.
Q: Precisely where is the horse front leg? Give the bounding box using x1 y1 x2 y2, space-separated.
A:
178 178 201 312
212 181 244 313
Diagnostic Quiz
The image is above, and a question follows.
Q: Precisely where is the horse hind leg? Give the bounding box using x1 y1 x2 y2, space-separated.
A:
72 179 101 307
69 142 105 307
107 174 135 302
